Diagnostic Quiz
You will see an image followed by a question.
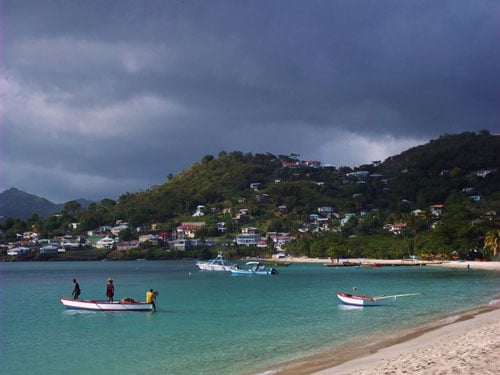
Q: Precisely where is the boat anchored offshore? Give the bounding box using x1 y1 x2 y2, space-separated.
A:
336 292 421 307
231 261 279 276
196 252 236 271
60 297 154 311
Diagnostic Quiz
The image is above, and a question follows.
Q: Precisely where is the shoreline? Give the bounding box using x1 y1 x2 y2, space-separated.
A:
277 257 500 272
258 299 500 375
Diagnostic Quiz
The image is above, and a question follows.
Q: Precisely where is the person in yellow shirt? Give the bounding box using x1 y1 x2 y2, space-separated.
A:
146 289 157 312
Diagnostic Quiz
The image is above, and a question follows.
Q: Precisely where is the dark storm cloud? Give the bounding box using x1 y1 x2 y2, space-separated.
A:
2 0 498 202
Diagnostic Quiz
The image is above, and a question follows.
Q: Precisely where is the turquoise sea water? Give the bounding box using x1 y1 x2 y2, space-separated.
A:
1 261 499 374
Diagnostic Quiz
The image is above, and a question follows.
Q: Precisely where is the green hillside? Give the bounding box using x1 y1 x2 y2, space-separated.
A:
1 131 499 260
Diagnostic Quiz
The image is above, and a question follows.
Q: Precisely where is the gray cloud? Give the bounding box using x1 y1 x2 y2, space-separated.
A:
2 0 498 202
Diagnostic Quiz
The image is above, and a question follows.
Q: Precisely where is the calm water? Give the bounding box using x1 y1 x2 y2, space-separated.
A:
1 261 498 374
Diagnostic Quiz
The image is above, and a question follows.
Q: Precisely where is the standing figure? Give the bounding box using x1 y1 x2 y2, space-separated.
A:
72 278 81 300
146 289 157 312
106 278 114 302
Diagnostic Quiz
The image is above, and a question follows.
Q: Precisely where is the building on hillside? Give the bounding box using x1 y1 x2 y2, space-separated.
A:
303 160 321 168
236 233 260 246
139 234 160 245
193 205 205 217
7 247 31 256
430 204 444 216
250 182 262 191
111 224 129 236
176 222 205 239
387 223 407 235
172 239 199 251
317 206 334 214
95 237 116 249
40 245 59 254
241 227 259 234
341 214 356 226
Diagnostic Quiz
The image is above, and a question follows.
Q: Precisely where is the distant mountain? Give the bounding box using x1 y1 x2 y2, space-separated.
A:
0 188 63 220
0 188 95 221
73 198 94 210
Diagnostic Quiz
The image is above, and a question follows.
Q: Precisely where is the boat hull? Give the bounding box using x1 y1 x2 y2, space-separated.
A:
60 298 153 311
231 268 278 276
196 263 234 271
336 292 387 306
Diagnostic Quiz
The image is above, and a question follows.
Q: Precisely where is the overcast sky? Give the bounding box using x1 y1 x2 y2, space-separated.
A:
1 0 498 203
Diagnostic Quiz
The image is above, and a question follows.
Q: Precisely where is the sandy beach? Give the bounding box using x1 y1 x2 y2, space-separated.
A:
312 306 500 375
267 259 500 375
269 304 500 375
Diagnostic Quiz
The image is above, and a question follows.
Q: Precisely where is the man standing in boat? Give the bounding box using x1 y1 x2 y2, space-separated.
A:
72 278 81 300
146 289 157 312
106 278 114 302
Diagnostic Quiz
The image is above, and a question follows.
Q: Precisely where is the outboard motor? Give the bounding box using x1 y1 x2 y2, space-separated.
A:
271 268 279 275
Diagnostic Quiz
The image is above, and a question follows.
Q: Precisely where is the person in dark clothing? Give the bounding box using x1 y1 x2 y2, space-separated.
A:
72 278 81 300
106 278 114 302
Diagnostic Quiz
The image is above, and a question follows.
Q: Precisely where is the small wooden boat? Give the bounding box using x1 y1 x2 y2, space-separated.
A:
362 263 382 268
324 261 361 267
60 297 153 311
337 292 383 306
262 261 291 267
337 292 420 307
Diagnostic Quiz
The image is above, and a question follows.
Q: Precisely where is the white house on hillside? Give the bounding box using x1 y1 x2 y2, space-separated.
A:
96 237 116 249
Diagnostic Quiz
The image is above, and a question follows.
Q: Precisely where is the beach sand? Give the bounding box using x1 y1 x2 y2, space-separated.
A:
268 305 500 375
313 307 500 375
264 259 500 375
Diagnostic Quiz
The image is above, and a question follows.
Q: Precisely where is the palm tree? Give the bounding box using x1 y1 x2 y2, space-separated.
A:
484 230 500 258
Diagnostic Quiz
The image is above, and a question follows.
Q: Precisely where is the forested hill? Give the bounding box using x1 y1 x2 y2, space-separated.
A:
100 131 499 228
382 131 498 174
2 131 499 259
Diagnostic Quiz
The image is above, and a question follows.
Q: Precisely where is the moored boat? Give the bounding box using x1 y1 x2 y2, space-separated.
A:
196 252 235 271
324 261 362 267
262 261 291 267
337 292 386 306
362 263 382 268
60 297 153 311
336 292 421 307
231 261 279 276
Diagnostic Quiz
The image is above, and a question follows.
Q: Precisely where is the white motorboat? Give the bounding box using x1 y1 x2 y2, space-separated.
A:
196 252 235 271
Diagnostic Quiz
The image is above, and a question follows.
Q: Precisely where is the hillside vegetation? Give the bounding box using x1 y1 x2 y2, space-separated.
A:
2 131 499 260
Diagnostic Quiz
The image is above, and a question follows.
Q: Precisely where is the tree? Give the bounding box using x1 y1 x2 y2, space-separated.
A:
484 230 499 257
64 201 82 217
119 227 136 241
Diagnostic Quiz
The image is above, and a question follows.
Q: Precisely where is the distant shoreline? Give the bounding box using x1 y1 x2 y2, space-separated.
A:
274 257 500 272
3 254 499 272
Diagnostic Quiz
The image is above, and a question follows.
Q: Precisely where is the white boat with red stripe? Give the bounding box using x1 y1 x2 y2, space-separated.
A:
337 292 421 307
60 297 153 311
